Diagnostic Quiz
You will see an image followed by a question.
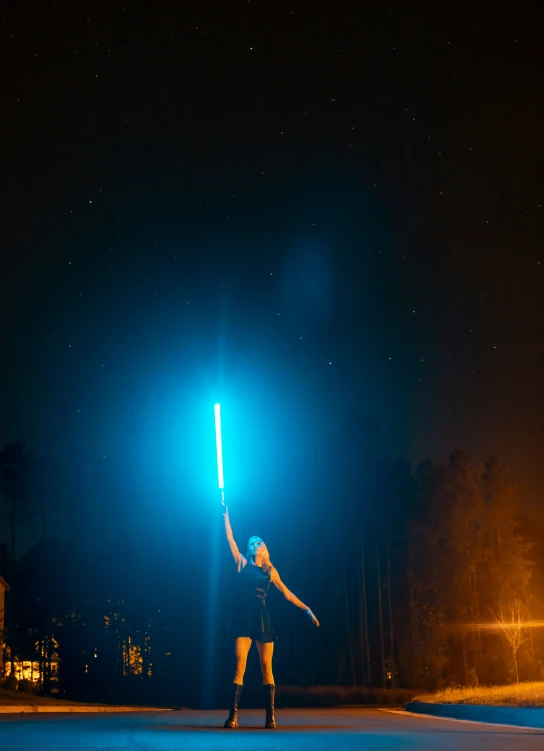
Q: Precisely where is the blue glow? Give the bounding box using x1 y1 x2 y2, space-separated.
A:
214 403 224 491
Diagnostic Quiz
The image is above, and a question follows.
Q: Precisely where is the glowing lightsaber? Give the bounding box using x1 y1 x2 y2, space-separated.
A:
214 403 225 503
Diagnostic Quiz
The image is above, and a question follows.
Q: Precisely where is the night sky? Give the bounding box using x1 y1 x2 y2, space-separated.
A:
1 1 542 525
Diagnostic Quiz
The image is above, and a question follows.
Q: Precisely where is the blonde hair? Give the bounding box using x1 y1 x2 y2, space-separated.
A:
247 536 274 575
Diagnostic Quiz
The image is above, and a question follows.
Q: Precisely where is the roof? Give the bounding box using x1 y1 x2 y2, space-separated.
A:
0 575 10 591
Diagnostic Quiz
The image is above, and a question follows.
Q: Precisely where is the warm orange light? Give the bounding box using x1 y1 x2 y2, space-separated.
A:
472 620 544 630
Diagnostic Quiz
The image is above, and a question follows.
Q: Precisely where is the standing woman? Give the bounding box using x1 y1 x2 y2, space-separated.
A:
222 506 319 729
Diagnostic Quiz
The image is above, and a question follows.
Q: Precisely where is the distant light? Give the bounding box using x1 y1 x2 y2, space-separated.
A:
214 403 224 490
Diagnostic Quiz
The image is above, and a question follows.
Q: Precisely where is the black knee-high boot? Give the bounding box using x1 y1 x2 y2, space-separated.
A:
264 684 276 729
224 683 243 728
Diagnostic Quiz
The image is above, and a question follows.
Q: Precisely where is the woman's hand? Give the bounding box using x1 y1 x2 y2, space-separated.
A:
306 609 320 627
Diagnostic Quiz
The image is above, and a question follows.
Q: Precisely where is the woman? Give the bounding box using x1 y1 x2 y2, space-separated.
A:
223 506 319 729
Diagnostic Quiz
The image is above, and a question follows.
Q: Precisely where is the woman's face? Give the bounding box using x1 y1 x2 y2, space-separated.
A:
248 537 264 559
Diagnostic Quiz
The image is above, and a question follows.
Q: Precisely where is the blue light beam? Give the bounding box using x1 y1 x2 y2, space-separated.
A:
214 403 225 502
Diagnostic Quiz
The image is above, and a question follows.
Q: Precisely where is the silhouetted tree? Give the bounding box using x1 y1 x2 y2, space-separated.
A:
0 443 40 563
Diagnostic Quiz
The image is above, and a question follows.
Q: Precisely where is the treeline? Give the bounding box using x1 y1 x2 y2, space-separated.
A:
0 415 543 705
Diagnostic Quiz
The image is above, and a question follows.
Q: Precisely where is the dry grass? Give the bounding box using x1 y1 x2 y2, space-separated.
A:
417 682 544 708
0 688 85 706
277 685 416 707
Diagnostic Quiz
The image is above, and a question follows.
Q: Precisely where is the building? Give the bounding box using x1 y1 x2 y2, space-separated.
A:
0 575 9 670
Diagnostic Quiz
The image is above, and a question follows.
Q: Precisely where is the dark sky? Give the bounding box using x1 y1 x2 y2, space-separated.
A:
1 1 542 521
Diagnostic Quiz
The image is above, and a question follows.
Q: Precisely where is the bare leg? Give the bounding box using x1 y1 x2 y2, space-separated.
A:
257 641 276 729
233 637 252 684
256 640 274 685
225 638 252 729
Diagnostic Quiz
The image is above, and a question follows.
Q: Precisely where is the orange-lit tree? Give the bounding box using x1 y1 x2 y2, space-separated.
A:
492 598 530 683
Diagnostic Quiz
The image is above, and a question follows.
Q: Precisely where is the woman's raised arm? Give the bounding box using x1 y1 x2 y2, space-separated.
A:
224 506 246 570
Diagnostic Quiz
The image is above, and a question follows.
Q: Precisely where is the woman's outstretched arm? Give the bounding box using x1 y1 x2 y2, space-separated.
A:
271 569 320 626
224 506 246 570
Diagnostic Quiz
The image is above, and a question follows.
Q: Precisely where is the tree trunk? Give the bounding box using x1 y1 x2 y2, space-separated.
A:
10 498 17 565
376 537 385 688
469 563 482 662
38 636 44 693
513 648 519 683
529 627 537 677
462 630 469 685
358 556 365 685
44 634 51 695
387 546 395 688
343 557 356 686
360 535 371 687
407 543 417 689
9 501 16 676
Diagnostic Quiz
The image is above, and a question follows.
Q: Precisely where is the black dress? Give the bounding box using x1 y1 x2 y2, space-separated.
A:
232 563 276 643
